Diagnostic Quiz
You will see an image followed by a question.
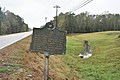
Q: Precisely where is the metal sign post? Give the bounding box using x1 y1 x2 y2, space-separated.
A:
44 55 49 80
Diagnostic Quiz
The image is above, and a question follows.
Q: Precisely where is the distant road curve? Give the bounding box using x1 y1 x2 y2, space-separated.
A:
0 31 32 49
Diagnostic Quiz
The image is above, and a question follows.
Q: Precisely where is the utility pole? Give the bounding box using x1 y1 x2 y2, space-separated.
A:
53 5 60 28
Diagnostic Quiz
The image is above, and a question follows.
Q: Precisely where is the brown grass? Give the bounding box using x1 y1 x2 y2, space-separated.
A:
0 36 78 80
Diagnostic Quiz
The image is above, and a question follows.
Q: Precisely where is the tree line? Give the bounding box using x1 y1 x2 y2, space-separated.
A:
53 12 120 33
0 7 29 35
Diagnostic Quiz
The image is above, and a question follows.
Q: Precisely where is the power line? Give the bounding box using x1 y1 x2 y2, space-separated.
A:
70 0 92 12
70 0 87 12
70 0 93 13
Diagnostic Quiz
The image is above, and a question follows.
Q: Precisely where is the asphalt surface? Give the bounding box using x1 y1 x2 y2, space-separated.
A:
0 31 32 49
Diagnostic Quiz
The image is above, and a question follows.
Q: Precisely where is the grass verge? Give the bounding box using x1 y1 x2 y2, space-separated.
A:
64 31 120 80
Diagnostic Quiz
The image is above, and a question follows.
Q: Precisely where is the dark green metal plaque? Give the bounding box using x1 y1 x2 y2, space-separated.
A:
30 23 66 55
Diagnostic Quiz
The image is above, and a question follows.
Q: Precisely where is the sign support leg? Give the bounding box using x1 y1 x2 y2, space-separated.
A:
44 55 49 80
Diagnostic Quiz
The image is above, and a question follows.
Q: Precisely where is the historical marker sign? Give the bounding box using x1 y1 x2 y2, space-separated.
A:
30 23 66 55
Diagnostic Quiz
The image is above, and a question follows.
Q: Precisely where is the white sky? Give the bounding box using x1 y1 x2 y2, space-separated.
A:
0 0 120 28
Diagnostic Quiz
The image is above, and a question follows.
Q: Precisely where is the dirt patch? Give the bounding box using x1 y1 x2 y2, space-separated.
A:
0 36 78 80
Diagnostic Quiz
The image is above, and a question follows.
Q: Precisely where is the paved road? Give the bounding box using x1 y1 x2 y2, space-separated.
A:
0 31 32 49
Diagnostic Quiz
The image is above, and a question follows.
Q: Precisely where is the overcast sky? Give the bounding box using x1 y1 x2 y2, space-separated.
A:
0 0 120 28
